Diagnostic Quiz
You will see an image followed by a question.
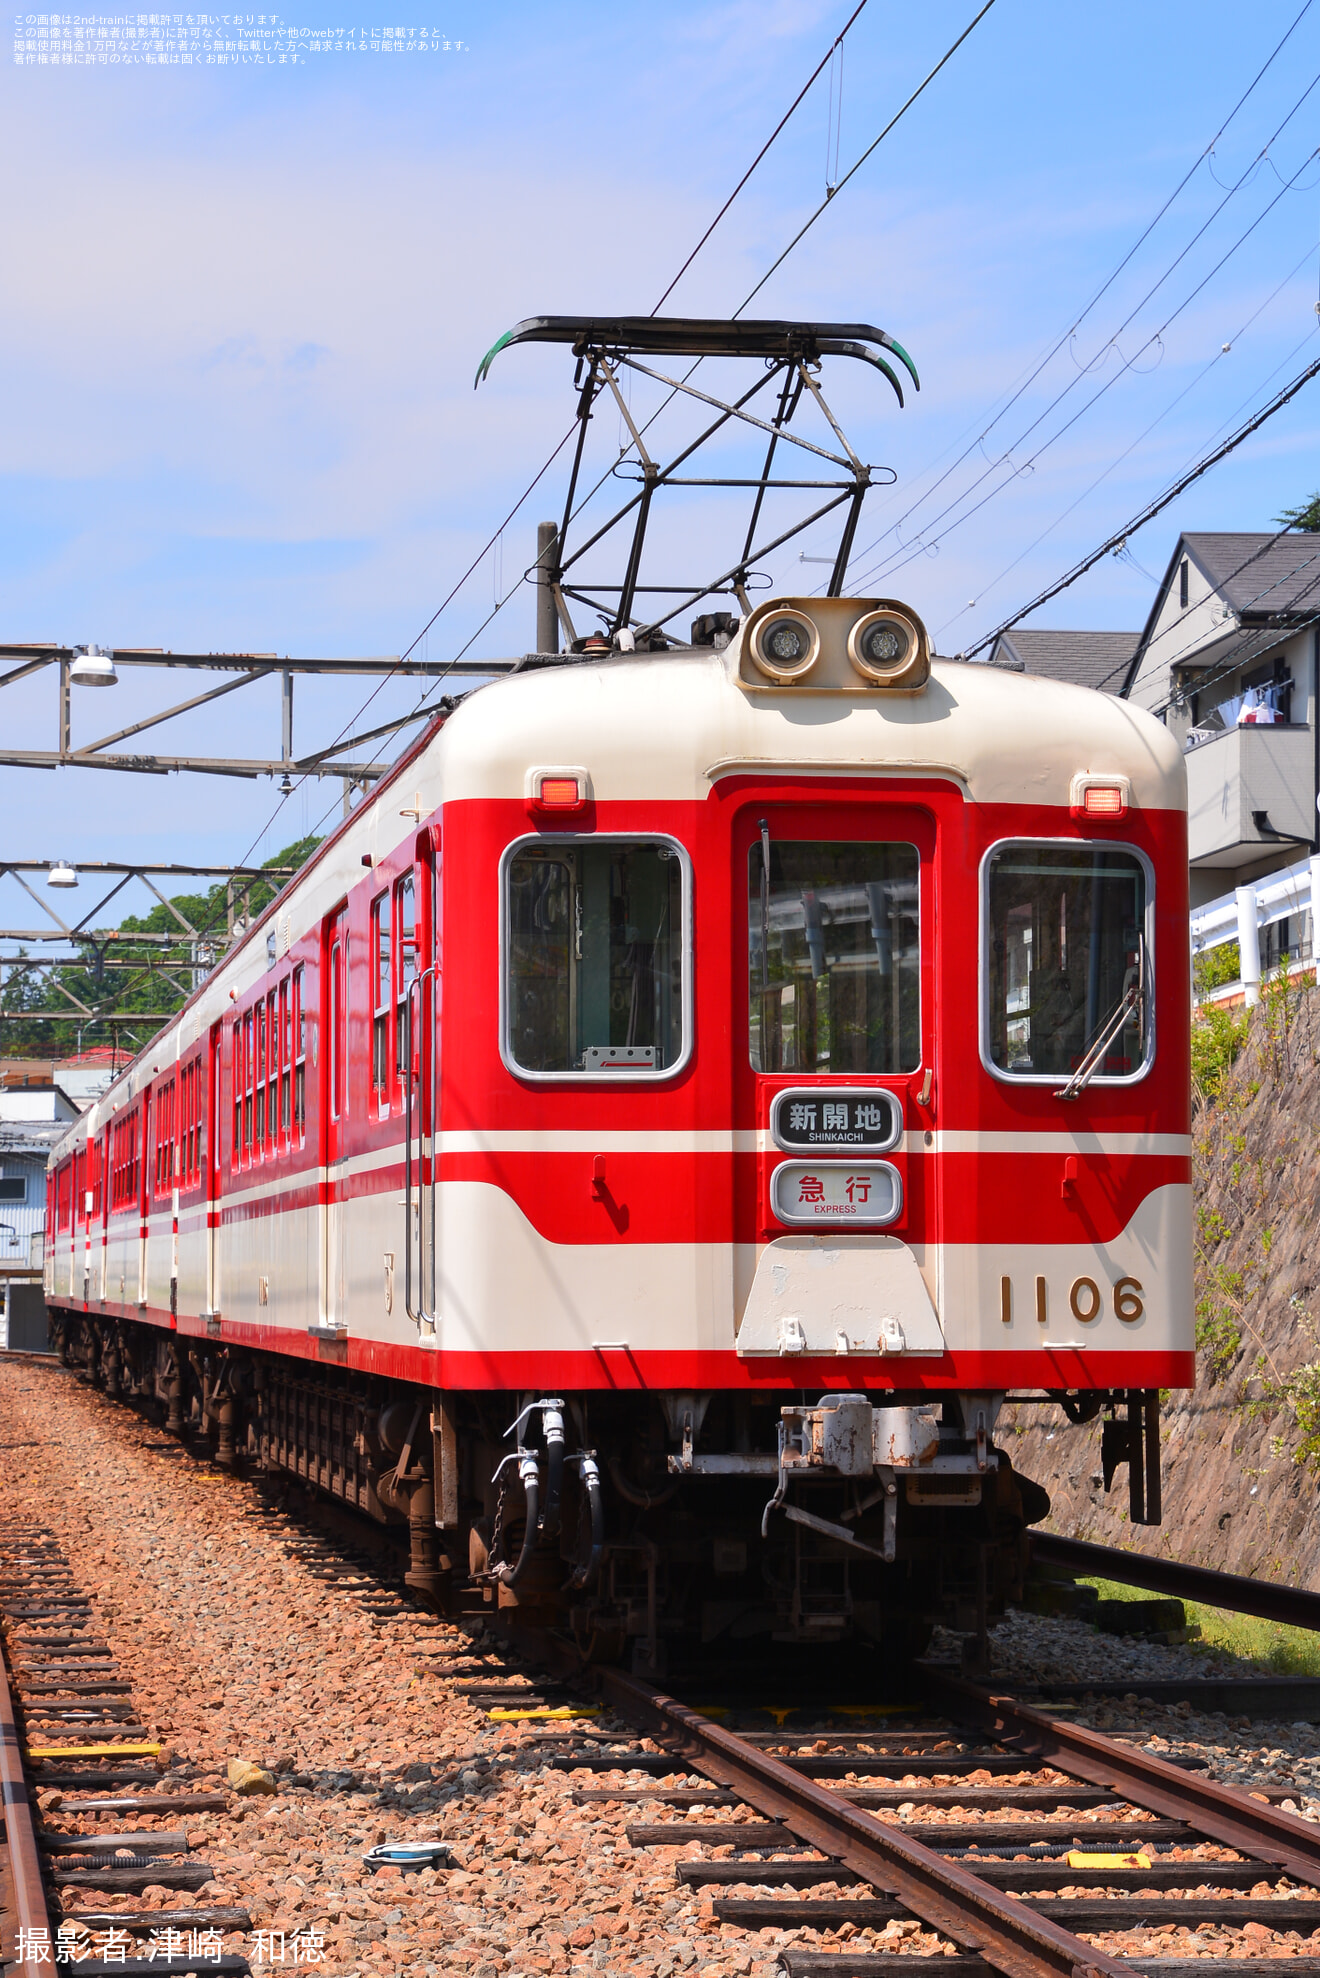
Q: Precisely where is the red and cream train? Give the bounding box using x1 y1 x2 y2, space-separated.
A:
44 590 1191 1661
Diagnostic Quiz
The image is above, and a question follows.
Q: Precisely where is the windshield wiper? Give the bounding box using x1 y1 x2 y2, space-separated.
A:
1054 951 1144 1102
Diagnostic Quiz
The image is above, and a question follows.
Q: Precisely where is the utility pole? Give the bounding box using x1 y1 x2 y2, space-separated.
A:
536 520 560 655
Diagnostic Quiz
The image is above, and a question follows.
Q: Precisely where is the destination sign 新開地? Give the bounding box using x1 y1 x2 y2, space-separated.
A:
770 1088 903 1153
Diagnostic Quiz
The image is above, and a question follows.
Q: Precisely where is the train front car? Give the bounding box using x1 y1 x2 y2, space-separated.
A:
440 591 1192 1665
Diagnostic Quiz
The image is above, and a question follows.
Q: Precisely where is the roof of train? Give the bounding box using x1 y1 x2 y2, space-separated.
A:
49 627 1184 1153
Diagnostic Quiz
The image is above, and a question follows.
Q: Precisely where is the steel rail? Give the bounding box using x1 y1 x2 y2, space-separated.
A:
0 1631 54 1977
928 1670 1320 1888
1029 1529 1320 1635
600 1668 1126 1978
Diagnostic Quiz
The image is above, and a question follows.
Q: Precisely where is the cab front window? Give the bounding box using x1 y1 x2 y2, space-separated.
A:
505 838 688 1077
985 842 1150 1080
749 841 920 1073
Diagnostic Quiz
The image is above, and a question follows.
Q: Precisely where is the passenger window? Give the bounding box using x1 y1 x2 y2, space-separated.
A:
749 841 919 1073
395 874 416 1077
506 839 685 1075
985 843 1149 1079
293 965 306 1139
279 981 291 1142
372 893 391 1101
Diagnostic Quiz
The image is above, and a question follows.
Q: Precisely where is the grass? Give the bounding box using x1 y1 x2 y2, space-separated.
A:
1078 1574 1320 1677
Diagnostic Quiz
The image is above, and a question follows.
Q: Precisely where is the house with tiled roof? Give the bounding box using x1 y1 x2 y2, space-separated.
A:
987 627 1140 691
1121 532 1320 908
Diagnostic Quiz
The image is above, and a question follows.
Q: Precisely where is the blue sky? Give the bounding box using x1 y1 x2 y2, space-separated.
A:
3 0 1320 884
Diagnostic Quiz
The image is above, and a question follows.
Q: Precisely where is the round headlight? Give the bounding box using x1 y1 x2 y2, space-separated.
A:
860 620 909 667
766 619 809 663
751 608 819 682
847 607 926 687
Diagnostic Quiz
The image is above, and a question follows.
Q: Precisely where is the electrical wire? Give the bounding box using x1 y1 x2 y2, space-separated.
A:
1106 532 1320 704
856 136 1320 596
844 8 1320 578
956 349 1320 662
650 0 872 316
252 2 918 817
178 0 910 918
734 0 998 318
57 0 1006 1015
933 236 1320 638
352 0 1005 734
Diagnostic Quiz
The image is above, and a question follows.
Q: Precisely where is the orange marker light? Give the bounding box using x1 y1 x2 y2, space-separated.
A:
538 776 581 808
1082 784 1125 816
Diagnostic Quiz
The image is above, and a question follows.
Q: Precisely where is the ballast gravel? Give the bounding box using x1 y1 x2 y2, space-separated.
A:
2 1355 1319 1974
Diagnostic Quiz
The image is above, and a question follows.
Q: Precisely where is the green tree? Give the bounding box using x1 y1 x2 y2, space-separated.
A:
0 835 321 1059
1274 493 1320 531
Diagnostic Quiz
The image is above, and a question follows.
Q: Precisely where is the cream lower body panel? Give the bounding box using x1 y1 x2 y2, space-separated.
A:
112 1177 1192 1364
937 1182 1193 1356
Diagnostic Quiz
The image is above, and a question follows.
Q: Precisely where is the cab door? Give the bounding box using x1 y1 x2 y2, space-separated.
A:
735 798 941 1357
322 904 350 1330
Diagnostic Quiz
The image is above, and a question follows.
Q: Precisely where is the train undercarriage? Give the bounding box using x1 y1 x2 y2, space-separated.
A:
46 1312 1159 1671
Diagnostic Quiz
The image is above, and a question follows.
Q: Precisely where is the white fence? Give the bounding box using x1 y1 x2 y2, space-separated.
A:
1191 851 1320 1007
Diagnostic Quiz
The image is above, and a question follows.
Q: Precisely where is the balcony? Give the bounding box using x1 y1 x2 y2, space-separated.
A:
1184 721 1314 870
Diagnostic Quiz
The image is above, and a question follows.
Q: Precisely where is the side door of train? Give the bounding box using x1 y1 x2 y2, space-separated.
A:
402 835 439 1337
322 903 351 1330
206 1021 223 1321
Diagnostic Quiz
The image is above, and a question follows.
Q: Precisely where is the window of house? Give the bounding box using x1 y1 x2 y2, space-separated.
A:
395 874 416 1079
506 838 688 1076
1194 655 1293 735
0 1173 28 1205
372 893 391 1101
293 964 306 1139
1179 558 1189 609
984 842 1151 1081
748 841 919 1074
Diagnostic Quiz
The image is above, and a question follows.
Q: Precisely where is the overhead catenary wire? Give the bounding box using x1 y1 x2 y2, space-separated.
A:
856 117 1320 592
933 237 1320 638
345 0 1005 734
131 0 917 972
856 135 1320 598
841 0 1319 579
955 349 1320 662
53 0 1004 1025
734 0 998 319
650 0 872 317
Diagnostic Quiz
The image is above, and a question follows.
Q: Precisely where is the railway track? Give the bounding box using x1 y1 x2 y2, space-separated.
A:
573 1671 1320 1976
1029 1531 1320 1637
7 1354 1320 1977
0 1523 252 1977
0 1560 53 1978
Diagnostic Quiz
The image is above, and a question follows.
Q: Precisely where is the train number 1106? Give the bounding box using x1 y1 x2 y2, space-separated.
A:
1000 1274 1144 1327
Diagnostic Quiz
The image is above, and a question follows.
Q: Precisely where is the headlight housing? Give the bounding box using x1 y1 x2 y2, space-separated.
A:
847 607 925 687
750 607 820 683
